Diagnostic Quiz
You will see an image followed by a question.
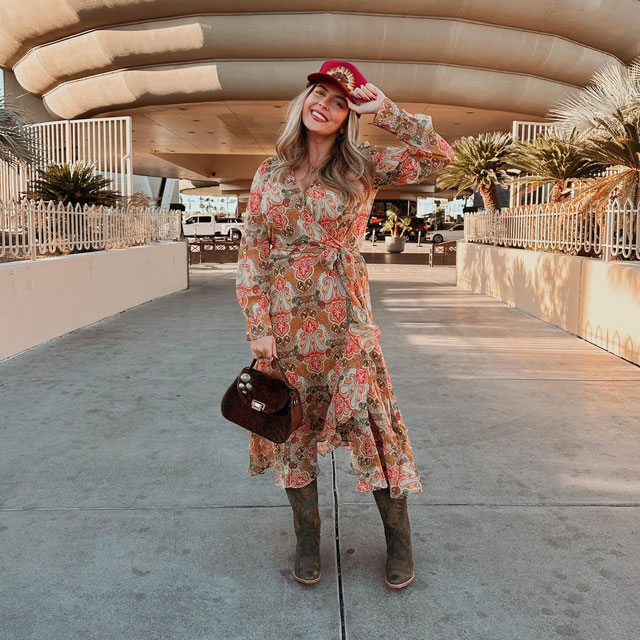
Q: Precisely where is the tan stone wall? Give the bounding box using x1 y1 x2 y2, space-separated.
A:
0 242 188 361
578 259 640 366
457 243 640 366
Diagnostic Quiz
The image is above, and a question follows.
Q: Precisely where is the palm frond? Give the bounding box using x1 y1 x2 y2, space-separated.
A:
0 96 42 167
507 129 607 201
22 161 121 207
436 132 513 196
549 57 640 133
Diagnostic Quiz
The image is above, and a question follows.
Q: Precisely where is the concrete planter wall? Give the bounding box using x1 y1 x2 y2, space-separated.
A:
456 242 640 366
1 241 188 361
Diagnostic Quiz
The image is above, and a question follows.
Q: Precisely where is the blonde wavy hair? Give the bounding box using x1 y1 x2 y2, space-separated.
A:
271 83 376 210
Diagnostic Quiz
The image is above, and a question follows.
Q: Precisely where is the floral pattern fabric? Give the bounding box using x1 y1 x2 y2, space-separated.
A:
235 97 454 498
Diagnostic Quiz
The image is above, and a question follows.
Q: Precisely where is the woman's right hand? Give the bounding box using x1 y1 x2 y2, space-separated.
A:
250 334 278 362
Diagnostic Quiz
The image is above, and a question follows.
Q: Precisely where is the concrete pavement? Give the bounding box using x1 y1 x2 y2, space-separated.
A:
1 261 640 639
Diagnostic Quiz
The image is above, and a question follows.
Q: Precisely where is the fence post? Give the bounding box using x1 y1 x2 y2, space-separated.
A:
29 203 36 261
534 205 540 251
125 118 133 197
603 206 612 261
103 207 109 251
65 120 71 165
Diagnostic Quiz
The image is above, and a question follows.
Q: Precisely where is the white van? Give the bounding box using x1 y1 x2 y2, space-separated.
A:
182 213 244 240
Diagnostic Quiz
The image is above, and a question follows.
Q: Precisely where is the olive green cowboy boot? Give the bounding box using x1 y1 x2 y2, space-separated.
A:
285 479 321 584
373 486 415 588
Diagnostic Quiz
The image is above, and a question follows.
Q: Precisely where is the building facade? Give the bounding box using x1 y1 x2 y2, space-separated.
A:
0 1 635 200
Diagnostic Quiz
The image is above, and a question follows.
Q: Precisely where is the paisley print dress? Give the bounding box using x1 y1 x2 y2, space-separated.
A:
235 96 454 498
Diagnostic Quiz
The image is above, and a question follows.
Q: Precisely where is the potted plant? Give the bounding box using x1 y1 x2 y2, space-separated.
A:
380 204 411 253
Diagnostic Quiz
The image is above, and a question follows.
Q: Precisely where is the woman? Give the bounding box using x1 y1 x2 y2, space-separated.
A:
235 60 454 589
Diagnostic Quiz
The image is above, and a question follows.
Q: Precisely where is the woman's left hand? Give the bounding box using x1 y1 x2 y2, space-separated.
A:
346 82 386 115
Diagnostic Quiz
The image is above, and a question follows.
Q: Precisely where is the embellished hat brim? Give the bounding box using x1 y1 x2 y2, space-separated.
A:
306 73 353 98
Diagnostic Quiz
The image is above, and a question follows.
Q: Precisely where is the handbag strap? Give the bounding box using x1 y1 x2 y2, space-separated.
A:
248 357 297 391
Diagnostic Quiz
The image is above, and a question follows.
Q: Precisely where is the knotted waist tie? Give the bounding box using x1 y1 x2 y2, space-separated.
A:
270 242 381 353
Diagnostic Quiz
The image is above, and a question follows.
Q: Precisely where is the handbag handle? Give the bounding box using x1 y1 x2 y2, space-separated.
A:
248 357 297 391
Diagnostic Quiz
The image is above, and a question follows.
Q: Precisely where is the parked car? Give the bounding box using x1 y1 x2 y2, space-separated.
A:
424 222 465 243
404 218 430 242
182 213 244 240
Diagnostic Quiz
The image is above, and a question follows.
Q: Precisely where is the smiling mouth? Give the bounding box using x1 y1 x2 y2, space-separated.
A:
310 109 328 122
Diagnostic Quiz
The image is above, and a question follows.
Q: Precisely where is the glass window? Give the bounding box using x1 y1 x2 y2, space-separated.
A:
199 216 212 223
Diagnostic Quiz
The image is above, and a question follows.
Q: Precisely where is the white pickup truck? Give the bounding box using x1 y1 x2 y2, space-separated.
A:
182 213 245 240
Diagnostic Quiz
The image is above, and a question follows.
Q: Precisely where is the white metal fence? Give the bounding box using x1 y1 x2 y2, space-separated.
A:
509 121 556 208
0 116 133 202
509 121 622 209
464 200 640 261
1 198 182 261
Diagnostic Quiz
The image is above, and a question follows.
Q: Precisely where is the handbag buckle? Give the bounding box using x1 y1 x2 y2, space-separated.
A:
251 399 266 412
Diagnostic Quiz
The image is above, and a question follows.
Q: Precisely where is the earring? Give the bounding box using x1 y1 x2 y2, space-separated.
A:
337 130 345 141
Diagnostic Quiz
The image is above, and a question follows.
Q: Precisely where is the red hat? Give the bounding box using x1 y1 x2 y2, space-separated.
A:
306 60 368 98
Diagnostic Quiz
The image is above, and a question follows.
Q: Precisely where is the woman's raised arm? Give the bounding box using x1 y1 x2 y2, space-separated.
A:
236 157 274 341
365 96 454 188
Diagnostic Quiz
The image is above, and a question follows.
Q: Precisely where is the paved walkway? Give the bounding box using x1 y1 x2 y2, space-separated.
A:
1 262 640 640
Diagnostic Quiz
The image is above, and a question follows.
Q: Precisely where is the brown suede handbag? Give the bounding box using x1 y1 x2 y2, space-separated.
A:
220 358 303 444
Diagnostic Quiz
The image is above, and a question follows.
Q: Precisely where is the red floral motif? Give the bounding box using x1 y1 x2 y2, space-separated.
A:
295 258 314 280
344 333 358 359
401 158 415 174
328 300 346 323
353 216 367 236
360 435 378 458
271 211 287 228
307 353 325 372
334 393 351 421
302 317 318 334
273 314 290 337
289 472 312 488
249 191 261 211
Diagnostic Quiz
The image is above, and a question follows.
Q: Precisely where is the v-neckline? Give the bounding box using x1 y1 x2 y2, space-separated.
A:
289 168 317 195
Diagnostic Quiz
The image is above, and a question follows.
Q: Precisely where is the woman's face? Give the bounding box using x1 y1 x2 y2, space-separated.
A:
301 83 349 137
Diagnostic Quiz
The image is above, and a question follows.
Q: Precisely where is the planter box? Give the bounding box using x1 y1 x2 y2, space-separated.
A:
456 242 640 366
1 241 188 361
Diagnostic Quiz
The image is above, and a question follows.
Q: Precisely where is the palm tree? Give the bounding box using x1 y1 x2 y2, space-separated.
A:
380 203 411 237
436 132 512 214
508 129 607 204
548 57 640 209
0 97 41 167
120 191 154 208
22 162 120 207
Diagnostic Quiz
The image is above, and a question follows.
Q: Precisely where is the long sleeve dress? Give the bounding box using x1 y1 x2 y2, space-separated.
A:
235 96 454 498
